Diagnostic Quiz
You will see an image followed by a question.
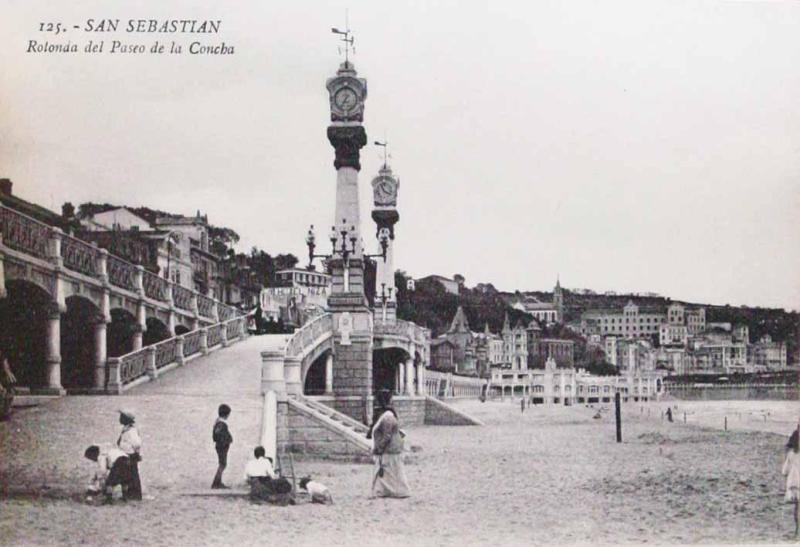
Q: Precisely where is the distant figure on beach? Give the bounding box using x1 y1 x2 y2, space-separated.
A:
84 444 133 503
783 425 800 537
666 408 673 422
211 404 233 489
368 389 410 499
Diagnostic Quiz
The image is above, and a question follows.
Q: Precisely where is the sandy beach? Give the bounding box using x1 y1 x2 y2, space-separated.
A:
1 341 797 546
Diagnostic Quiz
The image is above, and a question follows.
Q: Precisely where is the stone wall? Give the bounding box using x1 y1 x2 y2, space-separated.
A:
424 396 484 426
332 333 373 398
392 396 426 426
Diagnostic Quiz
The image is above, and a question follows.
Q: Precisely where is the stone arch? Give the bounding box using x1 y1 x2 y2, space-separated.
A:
0 279 53 389
61 295 100 389
372 347 411 395
303 349 331 395
174 324 191 336
144 316 170 346
108 308 137 358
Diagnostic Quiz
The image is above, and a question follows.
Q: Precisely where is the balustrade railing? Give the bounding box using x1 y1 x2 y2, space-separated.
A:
197 294 215 318
286 314 333 357
172 285 193 311
207 324 223 348
61 234 100 277
1 204 242 322
107 255 137 292
142 270 169 302
0 205 51 260
119 351 150 385
113 316 246 390
183 330 203 357
154 339 178 369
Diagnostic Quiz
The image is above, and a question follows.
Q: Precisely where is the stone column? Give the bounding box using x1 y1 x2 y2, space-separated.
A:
405 357 414 395
175 335 185 366
132 324 144 352
324 352 334 395
397 361 405 395
261 348 287 399
284 356 301 396
220 323 228 348
44 302 64 394
417 363 425 397
146 346 157 380
93 316 108 390
200 328 209 356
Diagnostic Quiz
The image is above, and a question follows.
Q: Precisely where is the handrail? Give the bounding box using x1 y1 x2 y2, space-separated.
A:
0 203 240 319
112 315 247 387
285 313 333 358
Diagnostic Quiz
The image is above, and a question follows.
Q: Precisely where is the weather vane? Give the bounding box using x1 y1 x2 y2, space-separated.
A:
374 140 389 168
331 10 355 65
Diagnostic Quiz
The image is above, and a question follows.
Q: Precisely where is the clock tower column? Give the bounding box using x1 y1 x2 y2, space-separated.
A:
325 60 373 419
371 164 400 325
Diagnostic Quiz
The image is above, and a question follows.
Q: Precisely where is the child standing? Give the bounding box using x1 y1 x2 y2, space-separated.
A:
211 404 233 489
783 425 800 537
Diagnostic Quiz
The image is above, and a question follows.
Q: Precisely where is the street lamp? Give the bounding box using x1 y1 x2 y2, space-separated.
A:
376 282 393 323
363 227 390 262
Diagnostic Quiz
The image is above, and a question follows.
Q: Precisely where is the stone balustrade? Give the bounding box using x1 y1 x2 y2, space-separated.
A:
106 315 247 394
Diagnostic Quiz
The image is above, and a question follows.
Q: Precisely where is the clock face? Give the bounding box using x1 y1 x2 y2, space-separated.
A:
378 181 394 199
334 88 358 111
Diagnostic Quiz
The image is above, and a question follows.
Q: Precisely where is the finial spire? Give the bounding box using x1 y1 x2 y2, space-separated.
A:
374 139 389 169
331 10 355 66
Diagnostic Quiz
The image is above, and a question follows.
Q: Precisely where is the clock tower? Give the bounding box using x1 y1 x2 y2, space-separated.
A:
325 59 374 417
371 163 400 324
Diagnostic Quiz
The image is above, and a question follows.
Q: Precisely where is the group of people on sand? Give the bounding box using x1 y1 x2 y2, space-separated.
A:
210 388 411 504
83 410 143 503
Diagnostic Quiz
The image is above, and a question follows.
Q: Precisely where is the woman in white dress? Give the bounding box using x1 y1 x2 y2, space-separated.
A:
783 425 800 537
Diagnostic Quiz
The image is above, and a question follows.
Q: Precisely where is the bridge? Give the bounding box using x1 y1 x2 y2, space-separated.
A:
0 203 242 395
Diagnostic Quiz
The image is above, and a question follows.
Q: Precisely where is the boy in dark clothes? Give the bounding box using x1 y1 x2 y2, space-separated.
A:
211 404 233 489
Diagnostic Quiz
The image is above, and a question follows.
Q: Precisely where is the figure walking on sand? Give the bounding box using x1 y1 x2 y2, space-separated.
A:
368 389 409 499
783 422 800 537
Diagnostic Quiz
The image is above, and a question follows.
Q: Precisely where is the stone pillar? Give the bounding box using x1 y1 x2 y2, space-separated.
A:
175 335 185 366
284 356 302 396
405 357 414 395
325 352 334 395
168 311 177 337
261 390 279 463
44 303 65 394
417 363 425 397
50 227 63 269
397 361 405 395
106 357 122 394
261 349 287 399
146 346 157 380
200 328 209 356
132 324 144 352
93 316 108 389
220 322 228 348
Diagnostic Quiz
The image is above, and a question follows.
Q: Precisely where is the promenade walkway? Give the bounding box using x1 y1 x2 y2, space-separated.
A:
0 335 266 500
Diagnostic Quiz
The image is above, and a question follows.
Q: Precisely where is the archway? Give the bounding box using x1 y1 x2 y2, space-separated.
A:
175 324 191 336
144 317 170 346
0 280 51 389
61 296 99 389
372 347 410 395
303 351 329 395
108 309 137 358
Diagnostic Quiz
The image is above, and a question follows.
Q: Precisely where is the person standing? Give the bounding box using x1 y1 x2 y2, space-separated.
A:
211 404 233 489
117 410 142 500
368 390 409 499
783 423 800 537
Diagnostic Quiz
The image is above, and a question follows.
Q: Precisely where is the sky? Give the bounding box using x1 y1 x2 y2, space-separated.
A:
1 0 798 310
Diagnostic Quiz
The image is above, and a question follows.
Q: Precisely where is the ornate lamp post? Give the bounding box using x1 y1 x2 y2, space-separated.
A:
376 282 393 323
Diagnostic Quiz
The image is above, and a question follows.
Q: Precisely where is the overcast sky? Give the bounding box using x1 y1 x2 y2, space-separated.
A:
2 0 798 310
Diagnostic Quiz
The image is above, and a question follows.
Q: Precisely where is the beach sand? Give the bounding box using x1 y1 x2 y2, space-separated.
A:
1 342 797 546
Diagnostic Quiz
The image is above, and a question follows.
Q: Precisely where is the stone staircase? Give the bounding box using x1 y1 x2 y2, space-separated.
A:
285 396 372 460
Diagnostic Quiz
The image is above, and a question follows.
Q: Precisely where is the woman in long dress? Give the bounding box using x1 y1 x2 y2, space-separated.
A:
368 389 410 499
117 410 143 501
